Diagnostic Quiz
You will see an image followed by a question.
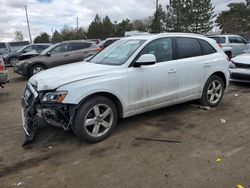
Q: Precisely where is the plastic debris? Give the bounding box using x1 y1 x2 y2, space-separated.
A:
14 182 24 186
73 161 80 165
220 119 226 124
234 94 239 97
48 146 52 149
216 158 222 162
191 104 211 111
237 184 245 188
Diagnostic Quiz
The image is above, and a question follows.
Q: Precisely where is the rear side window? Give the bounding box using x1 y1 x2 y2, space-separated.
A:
176 37 201 59
209 37 226 44
35 45 49 51
0 43 6 48
70 43 92 51
229 36 246 44
199 39 217 55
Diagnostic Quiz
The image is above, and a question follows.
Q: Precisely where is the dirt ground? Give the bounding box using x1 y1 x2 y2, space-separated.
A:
0 68 250 188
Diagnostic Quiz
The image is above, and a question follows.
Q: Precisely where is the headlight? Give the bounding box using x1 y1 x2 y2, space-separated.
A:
229 61 237 69
42 91 68 103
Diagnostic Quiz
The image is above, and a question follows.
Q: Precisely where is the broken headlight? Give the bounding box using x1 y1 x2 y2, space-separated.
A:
42 91 68 103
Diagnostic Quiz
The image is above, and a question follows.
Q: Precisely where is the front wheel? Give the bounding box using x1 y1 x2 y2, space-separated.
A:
199 75 225 107
73 96 118 143
9 57 19 66
29 64 46 77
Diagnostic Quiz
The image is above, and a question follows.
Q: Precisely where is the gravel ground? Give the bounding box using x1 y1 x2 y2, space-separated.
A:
0 68 250 188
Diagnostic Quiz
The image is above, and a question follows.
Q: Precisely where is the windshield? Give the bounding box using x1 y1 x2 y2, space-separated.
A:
17 45 31 53
40 43 60 55
90 39 145 65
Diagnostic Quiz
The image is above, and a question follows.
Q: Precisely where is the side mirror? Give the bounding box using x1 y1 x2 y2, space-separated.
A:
135 54 156 67
46 52 51 57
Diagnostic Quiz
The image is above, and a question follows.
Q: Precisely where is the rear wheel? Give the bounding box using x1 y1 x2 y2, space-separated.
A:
199 75 225 107
29 64 46 77
73 96 118 143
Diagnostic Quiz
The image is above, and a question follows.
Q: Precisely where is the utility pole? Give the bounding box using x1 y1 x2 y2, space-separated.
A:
25 5 32 44
76 17 79 31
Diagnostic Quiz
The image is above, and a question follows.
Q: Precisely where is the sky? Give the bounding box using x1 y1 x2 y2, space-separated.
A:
0 0 245 42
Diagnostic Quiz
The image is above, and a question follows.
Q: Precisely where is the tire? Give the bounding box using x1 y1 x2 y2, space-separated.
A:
9 57 19 66
199 75 225 107
29 64 46 77
73 96 118 143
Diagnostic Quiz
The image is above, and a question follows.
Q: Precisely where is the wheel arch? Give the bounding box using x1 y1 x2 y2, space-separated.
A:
210 71 227 88
28 62 47 76
77 92 124 118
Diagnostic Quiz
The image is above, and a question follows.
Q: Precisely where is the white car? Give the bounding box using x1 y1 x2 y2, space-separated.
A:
230 49 250 82
21 33 230 145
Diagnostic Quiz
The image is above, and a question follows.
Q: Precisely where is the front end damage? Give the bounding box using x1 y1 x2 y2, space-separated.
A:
22 83 75 146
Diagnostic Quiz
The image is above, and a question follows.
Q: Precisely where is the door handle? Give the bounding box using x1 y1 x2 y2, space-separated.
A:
204 63 211 68
168 69 177 74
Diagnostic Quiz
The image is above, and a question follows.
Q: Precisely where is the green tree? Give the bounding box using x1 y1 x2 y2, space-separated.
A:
132 18 151 32
87 14 103 39
115 19 133 36
34 32 50 43
216 2 250 33
51 30 63 43
101 16 115 39
150 4 166 33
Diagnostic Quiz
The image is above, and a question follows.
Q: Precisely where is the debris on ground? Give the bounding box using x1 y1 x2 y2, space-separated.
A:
191 104 211 111
234 94 239 97
236 184 245 188
220 119 226 124
216 158 222 163
13 181 24 186
73 161 80 165
48 146 53 149
135 137 182 143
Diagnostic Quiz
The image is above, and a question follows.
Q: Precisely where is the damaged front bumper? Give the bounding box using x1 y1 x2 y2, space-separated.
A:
21 83 75 146
230 68 250 83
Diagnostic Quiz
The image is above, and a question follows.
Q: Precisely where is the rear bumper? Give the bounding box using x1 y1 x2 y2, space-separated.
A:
0 71 9 85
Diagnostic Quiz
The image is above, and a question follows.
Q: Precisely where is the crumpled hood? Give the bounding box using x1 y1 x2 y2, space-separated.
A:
232 53 250 65
29 62 120 91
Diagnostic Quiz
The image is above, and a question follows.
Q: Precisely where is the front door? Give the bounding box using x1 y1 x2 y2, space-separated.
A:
48 43 71 67
128 37 178 113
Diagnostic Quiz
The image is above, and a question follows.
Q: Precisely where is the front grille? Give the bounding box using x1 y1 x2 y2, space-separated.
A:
234 62 250 69
23 83 38 106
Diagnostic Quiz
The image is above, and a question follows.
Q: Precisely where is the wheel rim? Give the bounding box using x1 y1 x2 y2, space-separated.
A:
207 80 223 104
33 66 44 75
84 104 113 138
10 58 18 66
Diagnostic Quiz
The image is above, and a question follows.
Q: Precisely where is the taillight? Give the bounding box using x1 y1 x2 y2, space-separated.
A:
0 63 4 73
96 47 103 52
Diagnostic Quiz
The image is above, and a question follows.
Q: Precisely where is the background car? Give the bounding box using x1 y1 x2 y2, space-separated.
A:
15 40 98 78
209 35 249 60
0 56 8 88
97 37 121 51
230 48 250 82
0 41 30 55
2 43 51 66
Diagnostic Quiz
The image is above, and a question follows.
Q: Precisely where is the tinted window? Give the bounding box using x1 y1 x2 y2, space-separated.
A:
229 36 246 44
176 37 201 59
70 43 92 51
34 45 49 53
50 44 70 55
199 39 216 55
139 38 173 62
0 43 6 48
209 37 226 44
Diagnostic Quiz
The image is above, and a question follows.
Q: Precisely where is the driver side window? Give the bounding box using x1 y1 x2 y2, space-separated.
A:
50 44 69 55
139 38 173 63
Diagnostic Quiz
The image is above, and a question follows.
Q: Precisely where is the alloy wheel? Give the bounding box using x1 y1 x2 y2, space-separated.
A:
207 80 223 104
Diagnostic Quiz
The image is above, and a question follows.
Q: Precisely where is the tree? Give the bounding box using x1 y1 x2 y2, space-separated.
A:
216 2 250 33
87 14 103 39
34 32 50 43
132 18 151 32
15 31 24 41
51 30 63 43
101 16 115 39
115 19 133 36
150 4 166 33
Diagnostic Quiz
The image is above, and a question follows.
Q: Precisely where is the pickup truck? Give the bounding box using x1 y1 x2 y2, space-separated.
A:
209 35 249 60
0 41 30 55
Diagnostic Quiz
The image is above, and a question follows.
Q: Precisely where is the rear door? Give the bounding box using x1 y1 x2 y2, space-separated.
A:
229 36 248 57
47 43 71 67
69 42 96 63
174 37 205 100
